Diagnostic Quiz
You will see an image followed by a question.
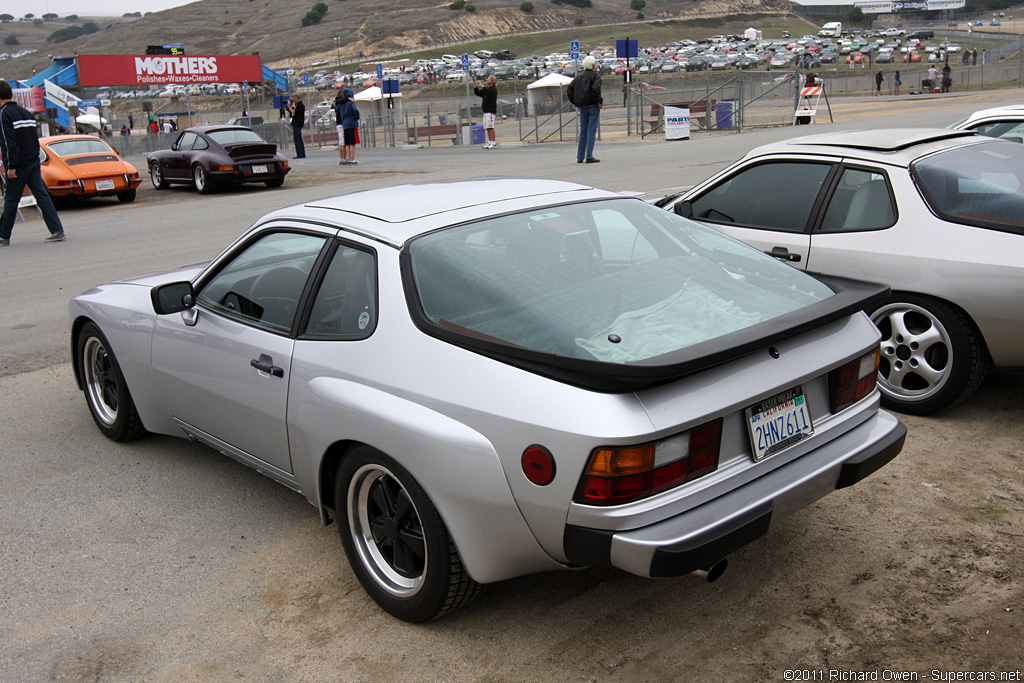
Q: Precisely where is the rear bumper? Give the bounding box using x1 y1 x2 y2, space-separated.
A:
563 410 906 577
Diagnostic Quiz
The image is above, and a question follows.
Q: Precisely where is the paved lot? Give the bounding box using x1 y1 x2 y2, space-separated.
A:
1 91 1021 682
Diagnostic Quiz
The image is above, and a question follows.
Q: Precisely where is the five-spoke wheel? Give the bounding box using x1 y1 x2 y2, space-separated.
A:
870 294 985 415
336 446 481 621
150 163 168 190
77 322 145 441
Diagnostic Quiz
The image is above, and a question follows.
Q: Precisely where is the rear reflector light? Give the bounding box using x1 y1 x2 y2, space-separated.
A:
574 418 723 506
830 348 880 413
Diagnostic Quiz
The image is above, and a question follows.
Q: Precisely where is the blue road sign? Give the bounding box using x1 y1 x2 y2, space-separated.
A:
77 99 102 107
302 72 309 86
616 39 639 59
570 41 580 59
376 63 383 79
461 54 470 70
382 79 400 95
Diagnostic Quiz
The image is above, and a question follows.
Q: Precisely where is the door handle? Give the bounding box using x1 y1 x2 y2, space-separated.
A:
250 354 284 378
766 246 802 262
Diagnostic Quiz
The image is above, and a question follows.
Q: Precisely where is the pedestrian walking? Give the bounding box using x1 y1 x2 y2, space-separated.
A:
941 64 952 93
473 75 498 149
0 80 66 247
287 93 306 159
566 55 603 164
338 87 360 165
894 69 902 95
875 69 884 96
128 112 134 129
972 48 978 65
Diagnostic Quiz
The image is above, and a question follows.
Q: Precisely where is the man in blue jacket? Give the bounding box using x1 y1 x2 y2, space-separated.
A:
338 88 360 165
0 80 65 246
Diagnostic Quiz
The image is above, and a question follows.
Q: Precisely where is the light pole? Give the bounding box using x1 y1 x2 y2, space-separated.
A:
333 37 342 66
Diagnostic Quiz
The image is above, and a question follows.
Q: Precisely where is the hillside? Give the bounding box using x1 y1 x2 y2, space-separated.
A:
4 0 793 75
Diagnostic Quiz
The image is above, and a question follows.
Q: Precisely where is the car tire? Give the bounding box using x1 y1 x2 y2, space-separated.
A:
77 321 146 441
150 163 169 190
192 164 215 194
870 294 986 415
117 189 137 203
335 446 482 622
265 178 284 188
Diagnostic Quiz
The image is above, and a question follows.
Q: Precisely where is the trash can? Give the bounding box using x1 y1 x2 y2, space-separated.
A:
715 101 735 129
471 124 485 145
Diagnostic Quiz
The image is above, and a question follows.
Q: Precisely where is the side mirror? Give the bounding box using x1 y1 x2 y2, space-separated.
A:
673 200 694 219
151 281 195 315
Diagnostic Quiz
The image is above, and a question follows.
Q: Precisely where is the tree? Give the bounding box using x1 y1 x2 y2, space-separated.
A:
66 14 78 20
520 1 533 10
48 25 86 42
847 6 864 22
3 34 18 45
82 21 100 33
449 0 465 8
42 12 58 21
0 14 13 23
23 13 33 20
312 2 328 14
630 0 645 8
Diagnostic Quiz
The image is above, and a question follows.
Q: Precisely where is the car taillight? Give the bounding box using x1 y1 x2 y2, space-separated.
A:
215 165 234 172
830 348 880 413
574 418 723 506
56 179 76 187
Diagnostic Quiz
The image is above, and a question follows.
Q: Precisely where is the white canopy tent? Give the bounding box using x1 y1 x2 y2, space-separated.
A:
525 73 573 117
353 85 403 122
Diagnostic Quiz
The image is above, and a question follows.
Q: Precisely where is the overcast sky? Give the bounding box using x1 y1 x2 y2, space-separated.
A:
0 0 192 17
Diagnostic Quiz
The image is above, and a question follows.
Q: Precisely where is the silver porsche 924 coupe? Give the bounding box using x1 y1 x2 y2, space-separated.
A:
70 179 906 622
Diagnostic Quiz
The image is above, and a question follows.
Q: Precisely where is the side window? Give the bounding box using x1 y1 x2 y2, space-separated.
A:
193 135 210 150
688 161 832 233
819 168 895 233
305 244 377 339
972 121 1024 144
196 232 326 332
173 132 197 152
592 208 658 264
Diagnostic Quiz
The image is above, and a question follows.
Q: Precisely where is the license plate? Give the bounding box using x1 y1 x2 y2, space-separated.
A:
746 386 814 462
252 164 268 174
95 179 115 191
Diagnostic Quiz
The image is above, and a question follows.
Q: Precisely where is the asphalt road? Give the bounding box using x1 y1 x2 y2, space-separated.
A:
1 90 1022 682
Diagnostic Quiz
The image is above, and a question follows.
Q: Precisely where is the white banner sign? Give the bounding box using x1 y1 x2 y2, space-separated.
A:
665 106 690 141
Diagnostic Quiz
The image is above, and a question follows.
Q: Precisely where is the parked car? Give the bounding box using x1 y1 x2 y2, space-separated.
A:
657 129 1024 414
70 179 905 621
225 115 265 128
24 134 141 203
147 125 289 194
949 104 1024 142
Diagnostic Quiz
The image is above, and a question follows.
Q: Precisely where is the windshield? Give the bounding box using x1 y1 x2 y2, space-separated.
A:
47 138 115 157
407 198 834 364
207 129 266 146
912 139 1024 236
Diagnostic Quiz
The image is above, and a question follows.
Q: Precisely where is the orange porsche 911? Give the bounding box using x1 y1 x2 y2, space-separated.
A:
38 135 141 203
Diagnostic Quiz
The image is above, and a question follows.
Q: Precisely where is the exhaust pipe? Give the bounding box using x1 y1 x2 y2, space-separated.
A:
689 558 728 583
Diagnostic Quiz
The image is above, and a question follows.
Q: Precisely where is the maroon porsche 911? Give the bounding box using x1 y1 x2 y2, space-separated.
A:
147 125 290 194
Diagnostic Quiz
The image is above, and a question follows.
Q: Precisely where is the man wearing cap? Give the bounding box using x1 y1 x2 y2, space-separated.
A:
566 55 603 163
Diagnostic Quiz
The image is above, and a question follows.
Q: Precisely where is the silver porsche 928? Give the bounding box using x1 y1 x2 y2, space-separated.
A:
70 179 906 622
